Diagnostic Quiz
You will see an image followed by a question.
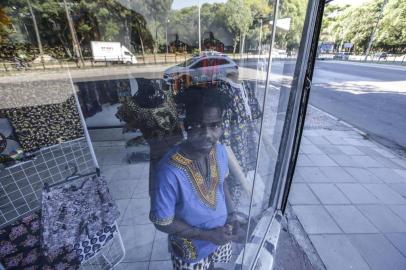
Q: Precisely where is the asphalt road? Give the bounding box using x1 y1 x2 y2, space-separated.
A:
240 59 406 149
311 61 406 150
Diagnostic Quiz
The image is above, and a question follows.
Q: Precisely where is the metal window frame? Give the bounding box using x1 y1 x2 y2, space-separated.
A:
268 0 327 213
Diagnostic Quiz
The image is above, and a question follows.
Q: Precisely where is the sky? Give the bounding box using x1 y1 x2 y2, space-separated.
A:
172 0 225 10
172 0 370 10
331 0 369 6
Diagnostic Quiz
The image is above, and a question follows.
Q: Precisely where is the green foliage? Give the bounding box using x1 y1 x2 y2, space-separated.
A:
276 0 307 51
376 0 406 52
224 0 252 52
322 0 406 53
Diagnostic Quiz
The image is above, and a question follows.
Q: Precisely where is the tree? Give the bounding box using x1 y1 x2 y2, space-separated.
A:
0 7 13 44
319 4 349 43
276 0 307 52
224 0 252 54
375 0 406 53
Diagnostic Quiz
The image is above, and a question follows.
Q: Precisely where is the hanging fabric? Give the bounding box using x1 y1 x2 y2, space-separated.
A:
73 222 118 263
41 175 120 255
217 80 259 173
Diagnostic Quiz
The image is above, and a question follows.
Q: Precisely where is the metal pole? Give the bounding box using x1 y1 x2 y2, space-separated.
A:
63 0 84 66
166 19 169 55
26 0 43 57
198 0 201 53
364 0 388 61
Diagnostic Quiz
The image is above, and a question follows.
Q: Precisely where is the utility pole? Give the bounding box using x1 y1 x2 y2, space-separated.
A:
166 18 169 55
63 0 84 66
364 0 388 61
198 0 201 53
26 0 43 57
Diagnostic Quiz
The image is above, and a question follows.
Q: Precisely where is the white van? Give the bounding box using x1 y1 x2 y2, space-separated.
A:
91 41 137 65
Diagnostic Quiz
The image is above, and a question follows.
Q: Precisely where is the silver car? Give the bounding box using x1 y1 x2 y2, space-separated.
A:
163 52 238 84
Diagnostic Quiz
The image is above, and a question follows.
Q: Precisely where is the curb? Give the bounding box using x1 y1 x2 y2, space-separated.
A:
309 104 368 137
308 104 406 160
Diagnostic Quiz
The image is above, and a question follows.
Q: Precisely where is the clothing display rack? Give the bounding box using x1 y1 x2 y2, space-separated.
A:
0 76 126 269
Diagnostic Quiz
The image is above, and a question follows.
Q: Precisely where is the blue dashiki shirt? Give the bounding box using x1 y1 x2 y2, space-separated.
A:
149 143 229 263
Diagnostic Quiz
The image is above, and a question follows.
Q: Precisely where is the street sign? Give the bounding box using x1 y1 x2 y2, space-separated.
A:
343 42 353 49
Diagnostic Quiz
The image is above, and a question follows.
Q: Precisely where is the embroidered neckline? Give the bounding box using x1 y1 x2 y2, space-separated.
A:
170 147 219 208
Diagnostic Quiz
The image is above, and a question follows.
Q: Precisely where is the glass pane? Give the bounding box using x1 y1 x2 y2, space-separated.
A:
0 0 315 269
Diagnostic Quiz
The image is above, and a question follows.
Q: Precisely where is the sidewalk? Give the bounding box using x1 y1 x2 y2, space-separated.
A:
289 106 406 270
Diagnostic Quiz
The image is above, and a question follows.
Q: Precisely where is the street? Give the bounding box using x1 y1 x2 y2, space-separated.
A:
311 61 406 150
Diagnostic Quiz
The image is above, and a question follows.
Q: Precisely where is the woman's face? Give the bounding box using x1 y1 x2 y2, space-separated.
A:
185 107 223 154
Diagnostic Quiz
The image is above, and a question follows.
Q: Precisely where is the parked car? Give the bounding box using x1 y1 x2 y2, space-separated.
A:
163 51 238 86
333 52 350 60
375 52 388 60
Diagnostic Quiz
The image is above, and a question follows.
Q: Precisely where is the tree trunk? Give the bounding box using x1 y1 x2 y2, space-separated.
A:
233 38 238 54
139 34 145 56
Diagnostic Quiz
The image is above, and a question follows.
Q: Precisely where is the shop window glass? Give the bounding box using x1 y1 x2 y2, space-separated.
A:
0 0 316 269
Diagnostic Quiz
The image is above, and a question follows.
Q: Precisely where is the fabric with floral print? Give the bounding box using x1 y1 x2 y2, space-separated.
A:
41 175 119 254
0 211 80 270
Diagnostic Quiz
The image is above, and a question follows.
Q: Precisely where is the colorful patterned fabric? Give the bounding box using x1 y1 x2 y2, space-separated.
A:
0 96 83 152
116 82 183 161
171 242 232 270
41 176 120 254
218 80 258 173
150 143 229 263
0 117 23 166
0 212 80 270
73 223 117 263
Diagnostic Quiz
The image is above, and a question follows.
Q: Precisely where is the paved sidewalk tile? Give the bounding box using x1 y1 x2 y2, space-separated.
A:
299 144 323 154
371 147 397 159
344 168 382 183
391 158 406 169
386 233 406 257
328 154 363 167
307 154 339 167
336 184 380 204
338 145 364 155
395 169 406 179
292 172 305 182
389 205 406 223
319 166 356 182
306 136 331 145
357 205 406 233
289 183 319 205
296 167 329 182
388 184 406 198
368 168 406 184
324 136 347 145
343 138 367 146
363 184 406 204
309 235 370 270
309 184 350 204
369 155 404 169
296 154 315 166
349 234 406 270
300 136 312 145
325 205 378 233
356 146 386 158
292 205 341 234
350 156 382 168
315 145 345 155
